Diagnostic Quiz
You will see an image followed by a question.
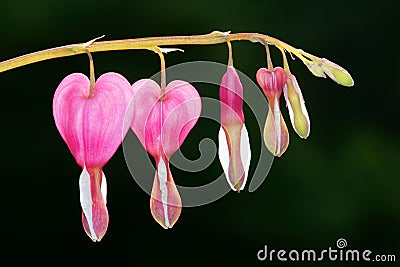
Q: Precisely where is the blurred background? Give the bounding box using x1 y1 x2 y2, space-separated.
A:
0 0 398 266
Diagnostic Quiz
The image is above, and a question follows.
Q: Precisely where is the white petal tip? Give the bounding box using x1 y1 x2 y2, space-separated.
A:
218 127 230 185
157 158 170 228
240 125 251 190
79 166 98 241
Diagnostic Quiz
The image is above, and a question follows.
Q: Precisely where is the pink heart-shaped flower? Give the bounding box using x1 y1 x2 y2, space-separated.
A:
131 79 201 228
53 72 133 241
53 72 133 168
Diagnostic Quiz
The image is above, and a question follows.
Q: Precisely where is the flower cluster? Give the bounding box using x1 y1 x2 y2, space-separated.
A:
256 66 308 157
52 41 353 241
255 51 353 157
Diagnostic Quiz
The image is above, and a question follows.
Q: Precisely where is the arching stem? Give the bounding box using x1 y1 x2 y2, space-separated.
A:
0 31 311 74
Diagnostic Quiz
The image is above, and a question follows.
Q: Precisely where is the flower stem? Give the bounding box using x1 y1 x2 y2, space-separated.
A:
0 31 310 74
265 44 273 71
227 41 233 67
279 47 291 73
152 47 167 97
86 49 96 98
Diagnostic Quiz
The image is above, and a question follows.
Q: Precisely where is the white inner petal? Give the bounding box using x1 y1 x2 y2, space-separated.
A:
283 85 296 132
157 157 170 228
273 98 281 155
321 66 336 82
240 125 251 191
101 171 107 205
79 166 97 241
218 127 232 189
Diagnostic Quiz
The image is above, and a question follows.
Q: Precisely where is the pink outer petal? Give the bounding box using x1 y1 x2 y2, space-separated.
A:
161 80 202 157
256 67 286 99
83 73 132 167
131 79 201 158
220 66 244 125
130 79 160 148
53 72 133 168
53 73 89 166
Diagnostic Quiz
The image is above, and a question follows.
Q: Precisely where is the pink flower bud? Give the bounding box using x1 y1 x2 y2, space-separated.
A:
218 66 251 192
256 67 289 157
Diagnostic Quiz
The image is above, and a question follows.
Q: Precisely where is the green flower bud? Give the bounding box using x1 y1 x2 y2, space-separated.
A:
283 74 310 139
320 58 354 87
305 61 326 78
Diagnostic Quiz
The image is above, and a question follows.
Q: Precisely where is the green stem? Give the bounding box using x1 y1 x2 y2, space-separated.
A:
0 31 308 73
279 47 290 73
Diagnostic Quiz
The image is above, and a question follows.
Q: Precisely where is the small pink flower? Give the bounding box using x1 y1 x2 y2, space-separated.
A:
218 66 251 192
130 79 201 228
53 72 133 241
256 67 289 157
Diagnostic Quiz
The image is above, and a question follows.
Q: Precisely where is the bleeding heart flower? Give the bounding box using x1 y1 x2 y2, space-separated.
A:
130 79 201 229
53 72 133 241
256 67 289 157
218 66 251 192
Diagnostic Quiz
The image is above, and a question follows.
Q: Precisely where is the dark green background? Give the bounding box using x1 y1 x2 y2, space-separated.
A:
0 0 398 266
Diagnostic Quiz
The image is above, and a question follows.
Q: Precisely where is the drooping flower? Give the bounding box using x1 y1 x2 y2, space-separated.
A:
53 72 133 241
130 79 201 229
256 67 289 157
218 66 251 192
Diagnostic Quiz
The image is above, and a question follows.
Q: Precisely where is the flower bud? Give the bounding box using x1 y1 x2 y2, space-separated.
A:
218 66 251 192
305 61 326 78
320 58 354 86
256 67 289 157
283 74 310 139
